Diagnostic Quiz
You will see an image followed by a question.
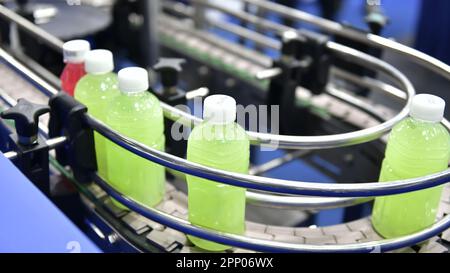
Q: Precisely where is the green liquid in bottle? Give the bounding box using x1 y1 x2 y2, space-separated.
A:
187 120 249 251
105 91 166 209
372 117 450 238
74 72 119 180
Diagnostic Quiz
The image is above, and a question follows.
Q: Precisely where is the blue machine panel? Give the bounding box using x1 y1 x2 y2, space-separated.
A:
0 154 100 253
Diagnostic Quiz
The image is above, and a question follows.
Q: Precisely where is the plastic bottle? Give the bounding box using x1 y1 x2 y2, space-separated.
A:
61 40 90 96
372 94 450 238
186 95 250 251
74 49 119 180
105 67 166 209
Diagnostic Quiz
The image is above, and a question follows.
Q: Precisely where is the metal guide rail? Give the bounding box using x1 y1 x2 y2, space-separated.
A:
0 61 384 210
155 15 416 150
0 2 450 252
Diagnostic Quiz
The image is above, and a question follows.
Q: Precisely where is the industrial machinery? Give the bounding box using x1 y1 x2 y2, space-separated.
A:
0 0 449 253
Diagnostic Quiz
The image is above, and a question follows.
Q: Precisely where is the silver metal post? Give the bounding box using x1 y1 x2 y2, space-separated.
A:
0 5 64 52
2 136 67 161
143 0 161 66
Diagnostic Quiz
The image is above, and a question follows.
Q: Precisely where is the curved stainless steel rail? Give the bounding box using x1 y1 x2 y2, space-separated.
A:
246 191 371 210
241 0 450 82
0 5 63 52
0 49 373 208
3 89 447 252
85 114 450 198
94 174 450 253
162 41 416 149
1 3 450 250
0 16 449 198
0 82 370 209
0 3 416 150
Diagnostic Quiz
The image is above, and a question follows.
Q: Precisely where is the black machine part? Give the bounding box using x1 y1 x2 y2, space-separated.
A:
153 57 188 158
48 92 97 184
153 57 186 90
1 98 49 145
268 30 330 136
0 98 50 194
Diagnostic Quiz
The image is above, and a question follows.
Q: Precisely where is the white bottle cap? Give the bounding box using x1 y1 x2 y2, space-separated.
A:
84 49 114 75
63 40 90 63
203 95 237 124
118 67 149 94
410 94 446 123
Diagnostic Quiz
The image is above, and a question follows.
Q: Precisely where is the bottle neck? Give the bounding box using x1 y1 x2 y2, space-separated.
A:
409 115 440 124
88 70 112 76
120 90 146 96
65 61 84 66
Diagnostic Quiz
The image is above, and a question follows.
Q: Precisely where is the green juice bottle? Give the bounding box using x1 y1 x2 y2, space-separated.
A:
74 49 119 180
105 67 166 209
372 94 450 238
186 95 250 251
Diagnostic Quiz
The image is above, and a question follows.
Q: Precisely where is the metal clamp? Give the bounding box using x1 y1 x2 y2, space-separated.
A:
0 98 51 193
48 92 97 183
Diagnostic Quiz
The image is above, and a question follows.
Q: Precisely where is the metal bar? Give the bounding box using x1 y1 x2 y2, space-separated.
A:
0 6 418 150
326 85 385 122
0 1 448 219
3 151 17 160
331 67 407 101
206 17 281 50
2 9 450 198
0 88 17 107
246 192 371 210
192 0 207 29
185 87 209 100
161 1 194 18
94 173 450 253
1 82 366 210
0 47 58 97
143 0 161 66
158 15 416 149
162 40 415 150
159 15 273 68
255 67 282 80
249 150 311 175
190 0 290 34
46 136 67 150
327 41 401 89
0 29 415 153
85 114 450 198
2 136 66 161
241 0 450 82
0 4 64 52
8 48 60 89
162 0 285 53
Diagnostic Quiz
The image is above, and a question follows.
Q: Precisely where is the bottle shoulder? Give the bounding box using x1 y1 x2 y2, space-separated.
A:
107 92 164 126
390 117 450 146
61 63 85 75
385 117 450 163
75 73 119 99
188 122 249 144
110 92 161 111
187 122 250 172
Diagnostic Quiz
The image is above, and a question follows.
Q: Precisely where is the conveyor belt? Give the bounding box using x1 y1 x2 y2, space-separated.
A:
158 15 271 90
81 180 450 253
